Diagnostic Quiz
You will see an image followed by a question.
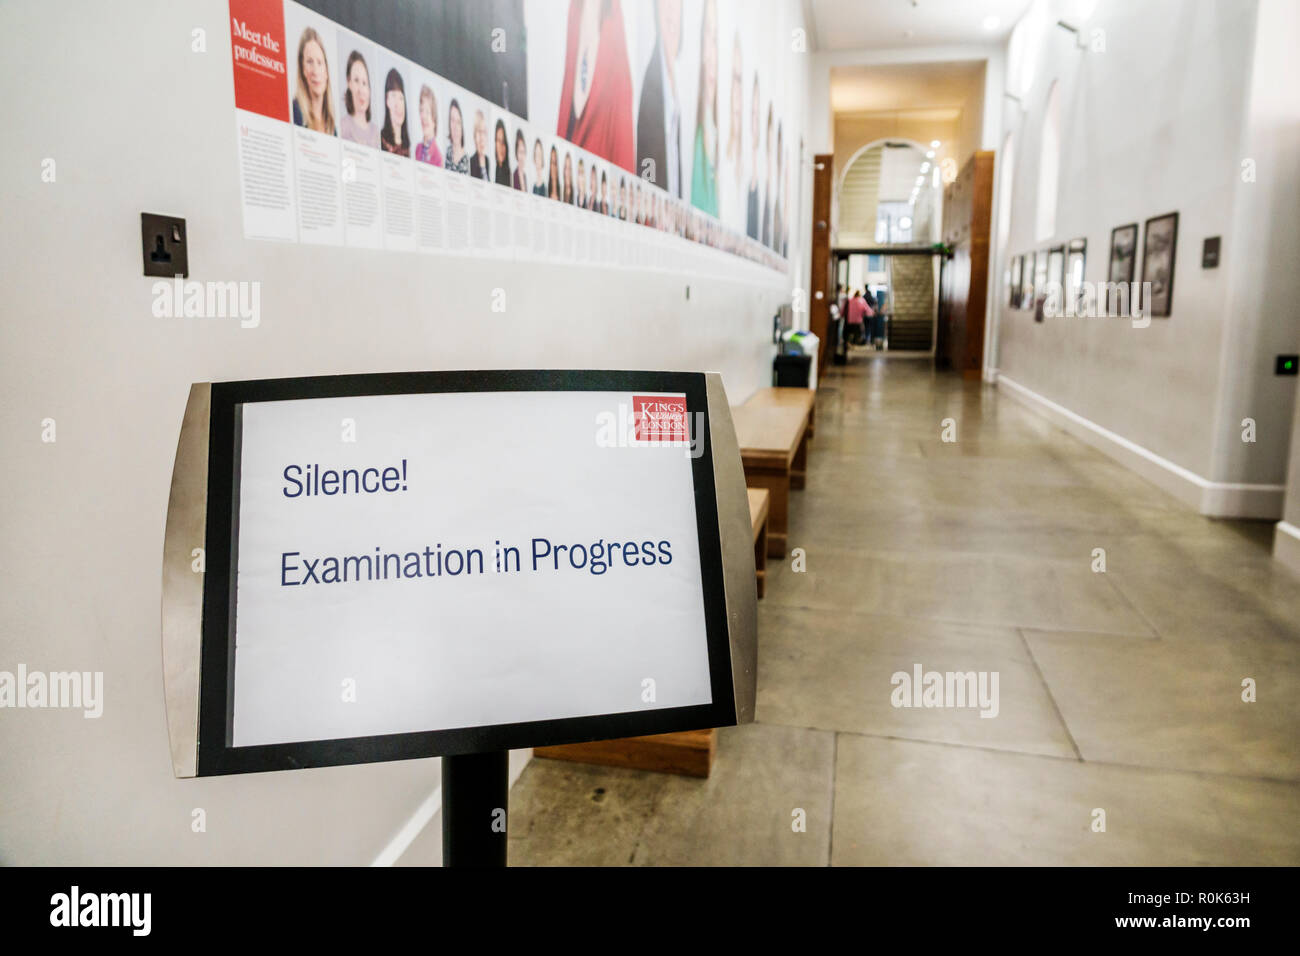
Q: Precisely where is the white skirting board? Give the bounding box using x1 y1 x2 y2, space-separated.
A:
1273 521 1300 576
995 374 1285 519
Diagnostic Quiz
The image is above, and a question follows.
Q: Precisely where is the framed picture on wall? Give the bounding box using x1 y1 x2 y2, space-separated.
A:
1033 250 1049 322
1048 246 1065 287
1021 252 1035 307
1066 238 1087 312
1010 255 1023 308
1141 211 1179 317
1108 223 1138 284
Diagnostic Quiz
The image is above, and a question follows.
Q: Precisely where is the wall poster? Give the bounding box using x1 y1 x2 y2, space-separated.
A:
227 0 803 274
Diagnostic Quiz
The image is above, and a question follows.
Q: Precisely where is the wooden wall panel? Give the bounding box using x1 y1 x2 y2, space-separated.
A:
810 154 834 382
937 151 995 377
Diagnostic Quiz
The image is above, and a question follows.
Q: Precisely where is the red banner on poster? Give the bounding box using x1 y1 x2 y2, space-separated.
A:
229 0 288 121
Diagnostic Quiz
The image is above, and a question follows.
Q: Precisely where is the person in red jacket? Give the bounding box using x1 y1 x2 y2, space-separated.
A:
847 290 873 346
555 0 636 174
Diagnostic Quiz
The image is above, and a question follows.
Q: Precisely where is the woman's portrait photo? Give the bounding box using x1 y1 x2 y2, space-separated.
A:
414 84 442 166
339 49 380 148
724 31 744 227
493 117 512 187
292 27 336 136
547 145 561 200
444 97 470 174
512 129 528 190
380 69 410 156
469 108 492 180
746 74 761 240
555 0 635 171
532 138 547 196
690 0 719 217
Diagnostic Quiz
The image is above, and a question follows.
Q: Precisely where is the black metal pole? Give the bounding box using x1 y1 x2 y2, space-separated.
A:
441 751 508 867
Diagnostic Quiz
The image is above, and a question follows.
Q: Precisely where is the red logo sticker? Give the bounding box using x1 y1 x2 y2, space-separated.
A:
632 395 689 443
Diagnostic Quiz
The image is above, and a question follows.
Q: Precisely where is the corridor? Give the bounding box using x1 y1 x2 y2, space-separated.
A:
508 358 1300 866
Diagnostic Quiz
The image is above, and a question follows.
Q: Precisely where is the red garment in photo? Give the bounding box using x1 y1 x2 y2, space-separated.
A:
555 0 636 173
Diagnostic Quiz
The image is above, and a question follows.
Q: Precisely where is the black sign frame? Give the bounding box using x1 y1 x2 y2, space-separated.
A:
194 369 736 776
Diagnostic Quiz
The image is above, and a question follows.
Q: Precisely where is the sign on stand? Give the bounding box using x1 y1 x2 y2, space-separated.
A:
161 370 757 864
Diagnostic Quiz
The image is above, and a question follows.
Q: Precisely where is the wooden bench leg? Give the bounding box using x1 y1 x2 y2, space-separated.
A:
790 432 810 490
743 472 789 558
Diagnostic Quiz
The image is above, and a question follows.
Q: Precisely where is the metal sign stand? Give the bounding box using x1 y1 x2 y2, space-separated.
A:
441 751 508 867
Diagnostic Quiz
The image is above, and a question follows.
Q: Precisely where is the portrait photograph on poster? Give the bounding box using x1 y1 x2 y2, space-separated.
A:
1142 211 1179 317
411 71 446 168
376 54 412 158
288 13 338 137
337 31 381 150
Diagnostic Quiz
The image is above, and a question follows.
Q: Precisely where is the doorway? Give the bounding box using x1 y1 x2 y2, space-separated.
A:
833 247 941 355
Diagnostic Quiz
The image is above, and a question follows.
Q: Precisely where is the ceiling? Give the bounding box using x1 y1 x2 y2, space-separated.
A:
808 0 1033 52
830 59 986 114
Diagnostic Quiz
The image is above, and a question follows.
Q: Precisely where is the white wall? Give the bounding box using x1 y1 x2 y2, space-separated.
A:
1210 0 1300 488
0 0 809 864
990 0 1299 517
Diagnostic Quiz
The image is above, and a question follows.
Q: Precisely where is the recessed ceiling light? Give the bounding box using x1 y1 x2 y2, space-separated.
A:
930 140 941 148
900 217 913 229
921 162 931 173
983 16 1001 31
926 150 935 159
915 176 924 185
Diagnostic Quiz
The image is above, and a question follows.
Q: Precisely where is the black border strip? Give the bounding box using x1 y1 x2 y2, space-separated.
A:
196 369 735 776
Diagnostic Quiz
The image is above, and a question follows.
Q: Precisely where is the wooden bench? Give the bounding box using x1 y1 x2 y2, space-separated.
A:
731 404 809 558
743 386 816 439
534 728 714 778
529 491 773 780
749 487 769 598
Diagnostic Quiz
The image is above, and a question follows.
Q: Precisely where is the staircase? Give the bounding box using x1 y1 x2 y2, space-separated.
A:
886 255 935 352
888 318 933 351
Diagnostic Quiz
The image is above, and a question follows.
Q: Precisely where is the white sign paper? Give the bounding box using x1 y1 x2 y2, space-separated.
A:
231 390 711 746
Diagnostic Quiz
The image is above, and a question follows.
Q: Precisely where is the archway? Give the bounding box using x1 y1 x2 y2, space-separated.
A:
832 138 943 356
